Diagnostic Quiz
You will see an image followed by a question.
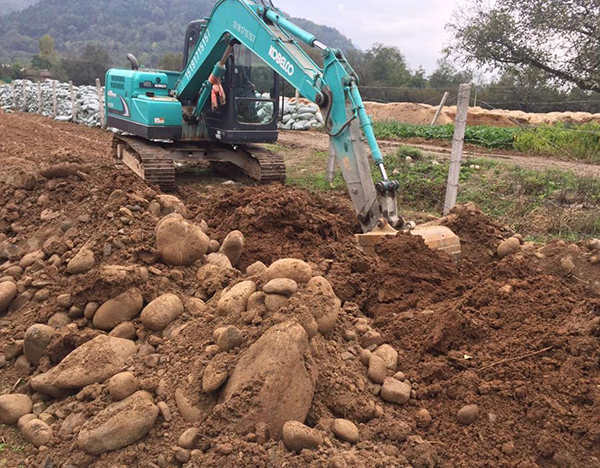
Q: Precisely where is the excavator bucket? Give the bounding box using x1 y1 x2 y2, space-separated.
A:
356 219 461 259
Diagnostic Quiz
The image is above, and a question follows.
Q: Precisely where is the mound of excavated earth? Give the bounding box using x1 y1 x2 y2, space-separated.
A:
0 112 599 467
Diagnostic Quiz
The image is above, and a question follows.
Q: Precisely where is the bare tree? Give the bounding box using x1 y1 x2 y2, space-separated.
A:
448 0 600 92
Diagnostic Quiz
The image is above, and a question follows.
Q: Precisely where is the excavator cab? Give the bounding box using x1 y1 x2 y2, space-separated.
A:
183 21 279 144
204 44 280 144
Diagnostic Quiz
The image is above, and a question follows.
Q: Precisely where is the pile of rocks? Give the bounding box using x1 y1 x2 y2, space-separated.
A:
0 166 442 466
0 79 103 127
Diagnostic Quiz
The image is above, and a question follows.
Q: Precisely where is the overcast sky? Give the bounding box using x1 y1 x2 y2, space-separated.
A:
274 0 462 74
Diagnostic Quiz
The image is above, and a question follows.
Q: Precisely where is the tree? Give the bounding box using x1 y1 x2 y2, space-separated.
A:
448 0 600 92
429 59 472 88
481 67 564 112
39 34 57 62
362 44 413 87
62 44 111 85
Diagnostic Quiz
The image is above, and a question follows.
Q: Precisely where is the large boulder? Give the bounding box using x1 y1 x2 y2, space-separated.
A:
78 391 159 454
31 336 136 397
0 281 18 314
217 321 317 437
23 324 56 365
140 293 183 331
93 288 144 331
156 214 209 266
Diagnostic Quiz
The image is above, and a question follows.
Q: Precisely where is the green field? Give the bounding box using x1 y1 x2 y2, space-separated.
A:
372 122 600 163
287 146 600 242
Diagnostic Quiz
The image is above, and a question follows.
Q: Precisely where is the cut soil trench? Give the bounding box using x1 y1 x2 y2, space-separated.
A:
0 112 599 467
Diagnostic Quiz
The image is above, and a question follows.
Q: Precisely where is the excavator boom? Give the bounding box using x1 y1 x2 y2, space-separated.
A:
106 0 460 257
174 0 400 233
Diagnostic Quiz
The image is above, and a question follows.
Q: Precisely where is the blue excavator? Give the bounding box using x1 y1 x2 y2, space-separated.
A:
105 0 460 256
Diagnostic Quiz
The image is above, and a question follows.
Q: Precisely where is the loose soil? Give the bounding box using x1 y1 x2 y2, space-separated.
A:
0 112 599 468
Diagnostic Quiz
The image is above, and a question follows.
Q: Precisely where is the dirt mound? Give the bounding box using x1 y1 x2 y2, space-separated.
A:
376 255 599 465
439 203 513 265
366 234 468 319
194 184 357 270
1 112 600 467
364 101 600 128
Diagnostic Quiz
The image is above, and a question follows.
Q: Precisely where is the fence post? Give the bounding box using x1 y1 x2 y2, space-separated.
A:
69 80 77 122
443 83 472 216
22 81 28 112
52 81 57 118
11 81 16 110
96 78 106 129
37 82 43 115
431 91 449 127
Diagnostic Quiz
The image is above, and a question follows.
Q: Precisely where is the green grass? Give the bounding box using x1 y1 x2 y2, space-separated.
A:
372 121 600 163
287 146 600 241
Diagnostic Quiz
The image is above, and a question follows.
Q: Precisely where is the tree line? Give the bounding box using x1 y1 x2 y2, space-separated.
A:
2 0 599 114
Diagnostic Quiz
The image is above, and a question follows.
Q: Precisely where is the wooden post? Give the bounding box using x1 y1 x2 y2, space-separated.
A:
37 82 42 114
69 81 77 122
326 140 336 184
52 81 57 118
295 89 300 101
11 81 16 110
443 83 472 216
22 81 28 112
473 87 478 107
96 78 106 129
431 91 449 127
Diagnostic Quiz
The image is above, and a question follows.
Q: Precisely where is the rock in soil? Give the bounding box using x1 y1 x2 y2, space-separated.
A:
140 293 183 331
217 281 256 317
0 394 33 424
202 354 230 393
22 419 53 447
31 336 136 397
332 418 360 443
262 259 312 284
77 391 159 455
66 247 95 274
23 324 55 365
156 214 209 266
178 428 201 450
217 321 317 437
219 230 245 267
0 281 18 313
380 378 411 405
108 372 139 401
263 278 298 296
282 421 323 453
456 404 479 425
93 288 144 331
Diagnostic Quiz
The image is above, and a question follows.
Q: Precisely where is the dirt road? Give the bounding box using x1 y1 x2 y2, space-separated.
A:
278 130 600 178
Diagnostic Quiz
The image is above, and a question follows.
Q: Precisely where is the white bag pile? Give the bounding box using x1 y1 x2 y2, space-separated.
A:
278 97 324 131
0 79 103 127
0 80 324 132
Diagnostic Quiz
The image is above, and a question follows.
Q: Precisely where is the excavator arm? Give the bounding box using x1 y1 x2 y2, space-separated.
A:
174 0 402 233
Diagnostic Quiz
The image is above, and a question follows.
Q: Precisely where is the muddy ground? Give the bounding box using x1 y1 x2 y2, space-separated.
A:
0 112 599 468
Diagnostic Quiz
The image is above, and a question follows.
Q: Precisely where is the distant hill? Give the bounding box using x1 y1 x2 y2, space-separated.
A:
0 0 37 16
0 0 355 65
